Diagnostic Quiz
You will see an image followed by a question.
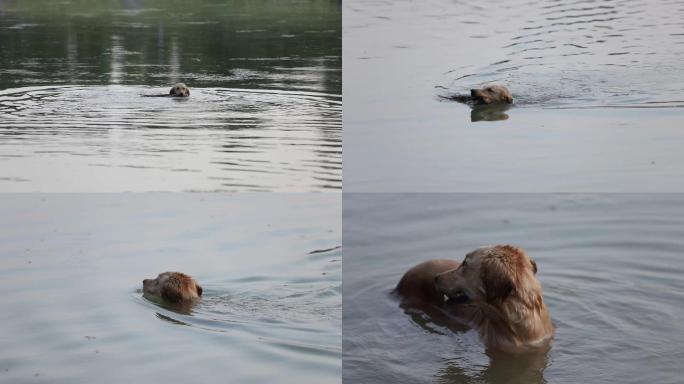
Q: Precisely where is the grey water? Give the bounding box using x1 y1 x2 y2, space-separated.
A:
0 0 341 191
344 0 684 192
343 193 684 384
0 194 341 383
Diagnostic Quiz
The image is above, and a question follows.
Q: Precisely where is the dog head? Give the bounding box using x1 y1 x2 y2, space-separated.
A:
143 272 202 303
169 83 190 97
434 245 538 305
470 85 513 105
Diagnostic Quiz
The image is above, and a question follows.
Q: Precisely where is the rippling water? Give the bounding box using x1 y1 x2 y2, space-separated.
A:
0 85 341 191
344 194 684 384
0 194 341 383
0 0 341 191
440 0 684 108
344 0 684 192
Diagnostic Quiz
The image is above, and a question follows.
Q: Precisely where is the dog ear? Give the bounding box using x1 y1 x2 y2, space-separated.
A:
161 285 182 303
196 284 203 296
169 88 174 95
505 94 513 104
530 259 537 274
482 258 515 302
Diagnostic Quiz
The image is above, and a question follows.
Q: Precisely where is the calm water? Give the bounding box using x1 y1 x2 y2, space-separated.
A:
344 0 684 192
0 194 341 383
0 0 341 191
343 194 684 384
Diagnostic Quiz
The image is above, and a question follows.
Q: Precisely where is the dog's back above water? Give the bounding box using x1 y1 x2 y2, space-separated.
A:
395 245 554 351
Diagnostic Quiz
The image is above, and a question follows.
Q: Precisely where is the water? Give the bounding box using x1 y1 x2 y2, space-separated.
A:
0 0 341 191
344 0 684 192
0 194 341 383
343 193 684 384
0 85 341 191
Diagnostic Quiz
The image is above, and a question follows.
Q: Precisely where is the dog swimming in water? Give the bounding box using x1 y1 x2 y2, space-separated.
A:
142 83 190 98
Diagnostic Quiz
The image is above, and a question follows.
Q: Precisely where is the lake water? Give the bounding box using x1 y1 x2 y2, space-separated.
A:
0 194 341 383
343 193 684 384
344 0 684 192
0 0 341 192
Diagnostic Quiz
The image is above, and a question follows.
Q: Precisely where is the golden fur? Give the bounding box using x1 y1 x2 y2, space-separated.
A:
169 83 190 97
470 85 513 104
435 245 553 350
397 245 553 351
395 259 460 306
143 272 202 304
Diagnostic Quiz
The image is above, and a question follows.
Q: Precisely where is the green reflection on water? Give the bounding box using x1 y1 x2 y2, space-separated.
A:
0 0 341 93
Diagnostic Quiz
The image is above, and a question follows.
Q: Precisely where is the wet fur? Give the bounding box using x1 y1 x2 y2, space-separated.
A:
143 272 202 304
395 259 460 306
445 84 513 105
142 83 190 98
397 245 553 351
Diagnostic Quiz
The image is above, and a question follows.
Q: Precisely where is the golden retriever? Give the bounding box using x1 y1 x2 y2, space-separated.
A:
395 259 461 306
143 272 202 304
169 83 190 97
397 245 553 351
470 85 513 104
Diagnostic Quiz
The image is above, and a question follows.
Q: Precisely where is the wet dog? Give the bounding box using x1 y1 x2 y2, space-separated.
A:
142 83 190 98
395 259 460 306
396 245 553 351
168 83 190 97
142 272 202 304
445 84 513 105
470 85 513 105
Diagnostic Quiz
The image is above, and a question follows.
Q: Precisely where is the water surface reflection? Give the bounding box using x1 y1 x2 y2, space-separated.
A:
0 0 341 191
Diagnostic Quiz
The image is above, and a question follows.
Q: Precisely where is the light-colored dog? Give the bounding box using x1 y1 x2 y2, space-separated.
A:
143 272 202 304
169 83 190 97
397 245 553 351
142 83 190 98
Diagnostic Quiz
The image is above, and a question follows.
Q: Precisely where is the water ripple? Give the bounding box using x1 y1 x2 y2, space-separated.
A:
136 247 341 360
0 85 341 191
442 0 684 108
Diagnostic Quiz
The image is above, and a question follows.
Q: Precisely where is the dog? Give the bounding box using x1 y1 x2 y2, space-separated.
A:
445 85 513 105
142 83 190 98
470 85 513 105
396 245 553 351
395 259 460 306
169 82 190 97
142 272 202 304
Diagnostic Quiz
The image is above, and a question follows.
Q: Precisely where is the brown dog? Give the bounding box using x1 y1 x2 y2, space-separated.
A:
470 85 513 104
396 245 553 351
395 259 460 306
143 272 202 304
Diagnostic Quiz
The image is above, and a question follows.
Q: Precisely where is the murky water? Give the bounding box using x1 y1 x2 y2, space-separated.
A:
343 194 684 384
0 0 341 191
344 0 684 192
0 194 341 383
